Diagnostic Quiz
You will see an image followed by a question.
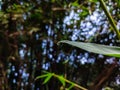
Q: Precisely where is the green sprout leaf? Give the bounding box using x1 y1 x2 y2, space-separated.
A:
35 72 53 84
43 73 53 84
71 0 79 7
79 6 89 17
57 75 66 86
35 73 49 80
67 84 74 90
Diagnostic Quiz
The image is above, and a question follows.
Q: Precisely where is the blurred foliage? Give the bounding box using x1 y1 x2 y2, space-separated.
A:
0 0 120 90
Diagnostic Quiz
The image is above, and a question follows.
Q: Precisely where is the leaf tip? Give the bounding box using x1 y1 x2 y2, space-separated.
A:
57 40 68 46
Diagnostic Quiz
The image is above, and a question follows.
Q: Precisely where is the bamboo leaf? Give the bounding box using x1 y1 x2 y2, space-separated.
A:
35 73 50 80
58 40 120 58
43 73 53 84
57 75 66 86
67 84 74 90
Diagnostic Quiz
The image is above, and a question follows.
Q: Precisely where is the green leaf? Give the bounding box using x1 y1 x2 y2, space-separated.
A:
57 75 66 86
63 60 69 64
52 0 55 3
71 0 79 7
79 10 89 17
67 84 74 90
117 0 120 7
58 40 120 58
43 73 53 84
79 6 89 17
35 73 50 80
89 0 98 3
104 87 113 90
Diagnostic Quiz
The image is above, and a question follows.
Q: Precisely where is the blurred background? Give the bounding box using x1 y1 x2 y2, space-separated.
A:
0 0 120 90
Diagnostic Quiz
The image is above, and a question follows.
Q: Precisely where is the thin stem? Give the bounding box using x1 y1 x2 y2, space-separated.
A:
99 0 120 39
